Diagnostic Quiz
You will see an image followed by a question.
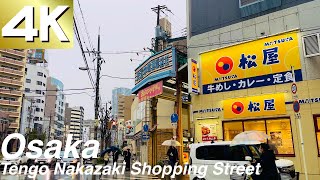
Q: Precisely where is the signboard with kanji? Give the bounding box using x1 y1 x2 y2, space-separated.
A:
223 93 286 119
200 31 302 94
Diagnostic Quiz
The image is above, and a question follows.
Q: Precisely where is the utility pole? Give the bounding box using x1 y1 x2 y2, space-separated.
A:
151 5 167 52
84 31 103 143
27 99 35 133
82 30 103 175
175 56 183 166
94 33 102 142
47 113 52 142
26 98 36 149
150 4 168 166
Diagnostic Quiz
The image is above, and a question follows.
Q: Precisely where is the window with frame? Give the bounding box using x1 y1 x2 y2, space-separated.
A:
25 88 30 93
223 118 294 156
26 79 31 83
36 99 41 103
314 115 320 155
37 81 42 85
37 72 43 76
196 145 227 160
35 90 41 94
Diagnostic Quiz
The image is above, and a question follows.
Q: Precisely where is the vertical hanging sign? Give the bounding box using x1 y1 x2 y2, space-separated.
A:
191 59 199 93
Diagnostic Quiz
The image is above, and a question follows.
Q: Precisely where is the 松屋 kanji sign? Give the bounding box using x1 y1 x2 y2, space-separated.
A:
223 93 286 119
201 31 302 94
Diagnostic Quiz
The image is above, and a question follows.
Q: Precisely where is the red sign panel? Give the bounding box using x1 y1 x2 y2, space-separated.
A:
202 136 218 141
138 81 163 102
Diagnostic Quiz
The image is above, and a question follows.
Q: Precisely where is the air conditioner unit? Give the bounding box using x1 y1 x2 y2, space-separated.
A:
303 33 320 58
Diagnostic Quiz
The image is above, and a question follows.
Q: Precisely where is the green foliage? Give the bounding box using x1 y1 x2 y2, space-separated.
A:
27 130 46 142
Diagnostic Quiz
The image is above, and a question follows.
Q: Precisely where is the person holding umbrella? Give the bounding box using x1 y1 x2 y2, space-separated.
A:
258 143 280 180
167 146 179 168
124 149 132 171
103 152 109 165
162 139 181 168
113 149 120 164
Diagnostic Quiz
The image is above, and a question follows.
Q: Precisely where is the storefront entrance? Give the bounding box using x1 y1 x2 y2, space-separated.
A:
223 117 294 156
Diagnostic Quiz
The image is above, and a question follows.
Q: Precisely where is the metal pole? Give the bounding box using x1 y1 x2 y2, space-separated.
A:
94 34 101 141
155 5 160 52
175 55 183 166
47 113 52 142
291 67 308 180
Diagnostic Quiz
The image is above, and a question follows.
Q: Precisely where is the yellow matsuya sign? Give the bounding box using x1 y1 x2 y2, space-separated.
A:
223 94 286 119
201 32 302 94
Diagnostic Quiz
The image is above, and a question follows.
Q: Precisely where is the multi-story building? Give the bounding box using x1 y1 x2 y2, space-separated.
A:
65 105 84 143
187 0 320 179
111 87 131 117
24 49 48 131
0 49 26 151
19 98 34 136
83 119 94 142
117 94 135 120
117 94 135 147
44 77 66 141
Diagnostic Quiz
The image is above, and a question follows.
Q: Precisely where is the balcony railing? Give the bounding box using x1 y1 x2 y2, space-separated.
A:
0 110 19 118
0 57 24 67
0 67 23 76
0 88 21 96
0 49 25 57
9 122 19 129
0 100 20 106
0 77 23 86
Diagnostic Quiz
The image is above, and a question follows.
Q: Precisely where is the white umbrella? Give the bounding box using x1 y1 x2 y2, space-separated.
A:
230 130 269 146
162 139 182 146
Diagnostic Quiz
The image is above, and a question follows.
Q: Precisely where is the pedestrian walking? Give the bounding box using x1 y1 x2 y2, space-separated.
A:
104 152 109 165
113 149 120 164
167 146 178 168
258 143 280 180
124 149 132 171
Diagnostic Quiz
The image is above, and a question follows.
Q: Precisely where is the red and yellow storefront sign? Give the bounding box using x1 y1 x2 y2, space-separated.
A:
200 32 303 94
223 93 286 119
138 81 163 102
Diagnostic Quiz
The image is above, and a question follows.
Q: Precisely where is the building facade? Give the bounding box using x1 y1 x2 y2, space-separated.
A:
83 119 94 142
111 87 131 117
24 49 48 131
117 94 135 120
65 105 84 143
187 0 320 179
19 98 32 136
44 77 66 141
0 49 26 151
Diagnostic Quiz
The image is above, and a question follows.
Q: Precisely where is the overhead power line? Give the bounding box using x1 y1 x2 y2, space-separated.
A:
74 18 95 88
22 91 95 98
76 0 94 50
100 50 150 55
100 74 135 80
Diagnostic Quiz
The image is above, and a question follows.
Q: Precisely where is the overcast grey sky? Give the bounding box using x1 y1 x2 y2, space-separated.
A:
48 0 186 119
